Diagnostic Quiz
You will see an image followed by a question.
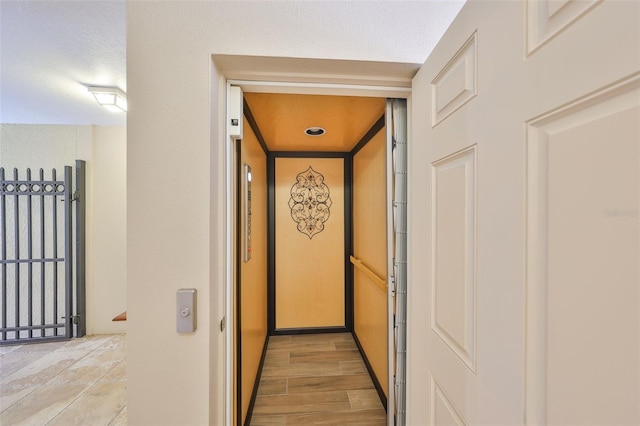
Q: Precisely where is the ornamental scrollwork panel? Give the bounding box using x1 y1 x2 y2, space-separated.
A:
288 166 333 239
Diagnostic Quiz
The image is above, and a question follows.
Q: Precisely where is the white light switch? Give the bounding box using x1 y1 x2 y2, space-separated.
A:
177 289 197 333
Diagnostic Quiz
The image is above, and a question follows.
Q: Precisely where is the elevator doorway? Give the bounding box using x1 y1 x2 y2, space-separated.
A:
232 90 406 425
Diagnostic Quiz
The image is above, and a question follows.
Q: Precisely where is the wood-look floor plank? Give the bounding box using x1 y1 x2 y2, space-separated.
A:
267 341 336 353
263 351 289 367
253 391 350 414
261 362 341 378
290 350 361 364
248 414 286 425
257 378 287 396
340 360 367 375
287 374 374 394
268 336 291 344
290 333 353 343
334 339 358 351
347 389 384 410
285 408 387 425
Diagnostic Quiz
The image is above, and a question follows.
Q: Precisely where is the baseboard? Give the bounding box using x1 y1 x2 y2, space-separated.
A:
243 333 269 426
352 331 387 411
271 326 349 336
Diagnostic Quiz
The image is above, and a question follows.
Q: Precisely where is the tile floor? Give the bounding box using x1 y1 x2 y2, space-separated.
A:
0 334 126 425
250 333 387 425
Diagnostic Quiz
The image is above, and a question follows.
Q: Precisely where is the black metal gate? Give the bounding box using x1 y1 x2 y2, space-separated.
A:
0 160 86 344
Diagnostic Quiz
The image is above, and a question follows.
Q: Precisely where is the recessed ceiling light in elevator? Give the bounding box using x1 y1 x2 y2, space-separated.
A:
304 127 326 136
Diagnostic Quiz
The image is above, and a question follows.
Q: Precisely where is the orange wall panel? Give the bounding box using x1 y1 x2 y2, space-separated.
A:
275 157 345 329
354 269 388 394
353 128 388 395
239 118 268 423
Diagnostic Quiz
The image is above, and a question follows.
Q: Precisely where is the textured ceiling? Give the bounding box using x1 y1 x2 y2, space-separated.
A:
0 0 465 126
1 1 127 126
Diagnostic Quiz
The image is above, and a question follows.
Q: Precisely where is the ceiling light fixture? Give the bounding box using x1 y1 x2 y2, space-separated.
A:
304 127 325 136
88 86 127 112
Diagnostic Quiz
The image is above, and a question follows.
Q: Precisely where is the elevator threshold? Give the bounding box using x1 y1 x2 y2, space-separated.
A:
249 333 386 425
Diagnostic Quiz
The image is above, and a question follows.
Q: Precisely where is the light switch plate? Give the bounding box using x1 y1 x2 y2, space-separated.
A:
177 288 197 333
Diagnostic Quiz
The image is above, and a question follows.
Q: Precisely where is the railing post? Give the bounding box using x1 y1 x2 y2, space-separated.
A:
64 166 73 339
1 168 6 341
26 169 33 338
75 160 86 337
12 168 20 340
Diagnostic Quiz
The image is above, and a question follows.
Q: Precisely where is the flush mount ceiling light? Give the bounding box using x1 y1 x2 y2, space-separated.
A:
88 86 127 112
304 127 326 136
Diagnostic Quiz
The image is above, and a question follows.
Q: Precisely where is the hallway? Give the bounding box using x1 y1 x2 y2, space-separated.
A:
250 333 386 425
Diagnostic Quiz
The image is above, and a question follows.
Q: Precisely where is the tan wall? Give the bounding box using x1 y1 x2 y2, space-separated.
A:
353 128 388 395
239 119 268 423
275 157 345 329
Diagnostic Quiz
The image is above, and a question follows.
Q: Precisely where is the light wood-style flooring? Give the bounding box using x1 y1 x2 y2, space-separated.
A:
250 333 386 425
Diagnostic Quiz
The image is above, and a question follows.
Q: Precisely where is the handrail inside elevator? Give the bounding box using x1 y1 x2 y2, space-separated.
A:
349 255 387 292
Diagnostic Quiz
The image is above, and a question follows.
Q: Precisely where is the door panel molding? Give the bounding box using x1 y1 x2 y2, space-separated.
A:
431 374 468 426
526 0 602 55
431 31 478 128
430 144 477 372
525 71 640 424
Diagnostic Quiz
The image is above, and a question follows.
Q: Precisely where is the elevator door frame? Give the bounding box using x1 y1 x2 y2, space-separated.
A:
225 78 410 426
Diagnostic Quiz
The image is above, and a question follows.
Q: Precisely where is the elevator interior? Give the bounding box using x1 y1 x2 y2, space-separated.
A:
233 92 401 425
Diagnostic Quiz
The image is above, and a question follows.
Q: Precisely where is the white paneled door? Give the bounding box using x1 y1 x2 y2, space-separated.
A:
408 1 639 425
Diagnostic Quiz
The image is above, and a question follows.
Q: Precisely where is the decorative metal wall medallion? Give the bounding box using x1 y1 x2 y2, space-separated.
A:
288 166 333 239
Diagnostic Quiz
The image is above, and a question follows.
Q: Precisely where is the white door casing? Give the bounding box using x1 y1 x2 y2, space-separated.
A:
408 1 639 425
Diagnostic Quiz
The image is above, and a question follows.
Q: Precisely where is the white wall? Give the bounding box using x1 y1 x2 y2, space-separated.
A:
0 123 127 336
127 4 217 424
